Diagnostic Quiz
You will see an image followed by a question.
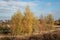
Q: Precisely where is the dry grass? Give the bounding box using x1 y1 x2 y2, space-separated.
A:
0 30 60 40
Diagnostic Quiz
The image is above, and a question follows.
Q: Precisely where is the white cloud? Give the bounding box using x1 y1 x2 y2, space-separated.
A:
0 0 39 20
0 1 7 6
0 1 37 7
0 1 38 12
46 2 52 6
0 1 39 20
3 0 17 1
4 0 39 1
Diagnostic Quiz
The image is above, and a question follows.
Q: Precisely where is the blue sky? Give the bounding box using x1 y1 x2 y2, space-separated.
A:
0 0 60 20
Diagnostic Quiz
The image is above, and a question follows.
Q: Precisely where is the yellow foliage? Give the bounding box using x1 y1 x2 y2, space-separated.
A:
11 10 23 35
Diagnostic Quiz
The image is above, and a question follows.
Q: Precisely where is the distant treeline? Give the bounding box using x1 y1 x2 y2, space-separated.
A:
54 19 60 25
